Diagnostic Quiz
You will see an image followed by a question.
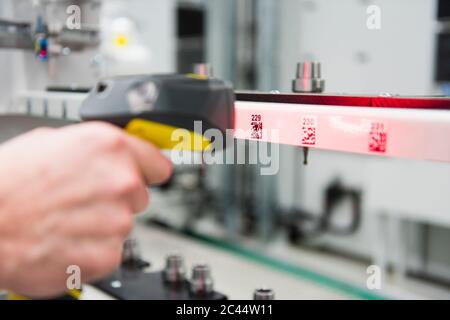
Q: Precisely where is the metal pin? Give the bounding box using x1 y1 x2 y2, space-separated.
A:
303 147 309 165
253 287 275 300
122 239 139 264
163 254 186 284
189 264 214 295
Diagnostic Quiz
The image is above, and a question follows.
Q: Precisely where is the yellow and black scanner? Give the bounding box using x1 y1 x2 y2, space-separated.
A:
80 74 235 151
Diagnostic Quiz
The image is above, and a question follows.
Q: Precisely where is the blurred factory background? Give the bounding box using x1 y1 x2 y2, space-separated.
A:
0 0 449 299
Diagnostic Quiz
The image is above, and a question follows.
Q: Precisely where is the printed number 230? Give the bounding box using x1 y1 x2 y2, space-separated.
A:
302 117 315 126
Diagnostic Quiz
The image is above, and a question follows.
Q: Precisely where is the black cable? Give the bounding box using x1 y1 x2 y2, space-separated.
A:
283 179 362 243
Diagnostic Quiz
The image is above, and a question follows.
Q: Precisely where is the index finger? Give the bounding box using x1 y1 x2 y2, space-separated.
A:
125 134 173 185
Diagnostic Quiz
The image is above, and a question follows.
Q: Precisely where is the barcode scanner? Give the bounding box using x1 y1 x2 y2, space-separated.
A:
80 74 235 151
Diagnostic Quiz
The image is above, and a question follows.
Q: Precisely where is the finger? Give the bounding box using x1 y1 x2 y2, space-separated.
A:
124 134 173 185
126 180 150 213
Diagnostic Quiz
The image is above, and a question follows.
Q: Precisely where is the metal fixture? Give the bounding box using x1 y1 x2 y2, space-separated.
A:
292 61 325 93
253 287 275 300
189 264 214 295
122 239 139 263
121 238 150 269
292 62 325 167
163 254 186 284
